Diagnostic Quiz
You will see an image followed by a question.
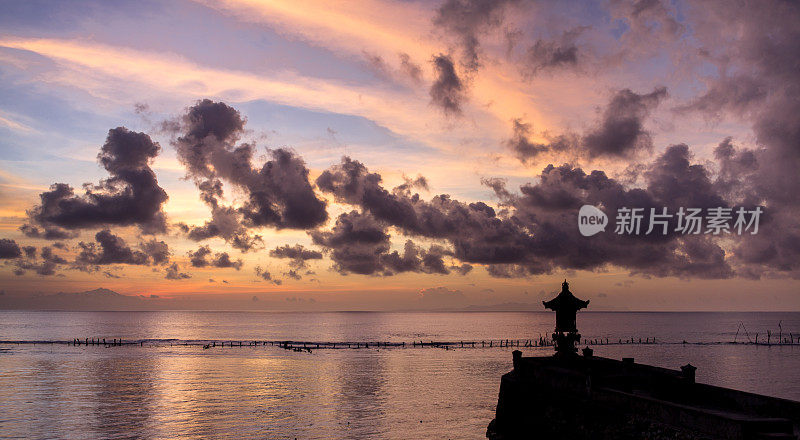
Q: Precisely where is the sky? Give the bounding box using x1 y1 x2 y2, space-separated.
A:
0 0 798 311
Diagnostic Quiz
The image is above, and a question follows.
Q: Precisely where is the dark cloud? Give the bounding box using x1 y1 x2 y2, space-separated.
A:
12 245 67 276
317 157 531 265
240 149 328 229
522 28 585 77
380 241 453 276
485 145 736 279
506 88 665 164
188 245 242 270
310 209 469 277
22 245 36 259
179 206 263 252
0 239 21 259
317 150 743 279
172 100 327 249
451 263 473 275
429 54 465 116
317 157 442 236
76 230 149 266
38 247 67 265
582 87 667 158
505 118 577 164
25 128 168 235
269 244 323 269
212 252 243 270
672 1 800 278
188 245 212 267
140 239 170 265
433 0 521 71
644 144 727 209
310 210 391 275
165 263 191 280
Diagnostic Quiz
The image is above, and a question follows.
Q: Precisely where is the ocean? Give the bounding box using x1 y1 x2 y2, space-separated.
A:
1 311 799 439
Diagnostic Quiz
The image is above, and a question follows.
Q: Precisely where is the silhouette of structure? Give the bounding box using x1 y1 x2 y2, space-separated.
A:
543 279 588 356
486 280 800 440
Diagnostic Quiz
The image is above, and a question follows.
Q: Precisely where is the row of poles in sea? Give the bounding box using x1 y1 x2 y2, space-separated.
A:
3 322 797 350
8 336 625 349
6 334 797 350
733 320 799 345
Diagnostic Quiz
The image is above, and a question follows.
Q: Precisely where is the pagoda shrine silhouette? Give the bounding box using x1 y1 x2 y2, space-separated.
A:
543 279 589 356
486 279 800 439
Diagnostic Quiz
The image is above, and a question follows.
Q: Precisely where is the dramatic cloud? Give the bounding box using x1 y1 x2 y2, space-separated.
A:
188 245 212 267
673 1 800 278
317 151 745 279
317 157 532 266
484 145 737 279
0 239 21 259
429 54 465 116
269 244 323 269
3 0 799 290
179 206 263 253
140 239 170 265
172 100 328 250
310 210 391 275
433 0 521 71
211 252 243 270
381 241 453 275
76 230 149 266
309 210 456 276
522 28 584 77
505 118 576 164
24 127 168 235
21 245 36 259
506 88 665 164
188 245 243 270
582 87 667 158
12 246 68 276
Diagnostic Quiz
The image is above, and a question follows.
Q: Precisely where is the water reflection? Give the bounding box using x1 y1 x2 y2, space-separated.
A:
1 311 799 439
89 351 157 438
335 351 388 439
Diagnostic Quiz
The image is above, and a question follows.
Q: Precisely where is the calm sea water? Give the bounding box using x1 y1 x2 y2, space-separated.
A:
1 311 799 439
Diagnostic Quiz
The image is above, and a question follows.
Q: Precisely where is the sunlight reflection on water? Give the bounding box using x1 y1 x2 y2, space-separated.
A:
1 311 799 439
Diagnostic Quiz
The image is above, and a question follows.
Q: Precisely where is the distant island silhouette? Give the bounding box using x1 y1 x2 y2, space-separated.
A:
0 288 552 312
